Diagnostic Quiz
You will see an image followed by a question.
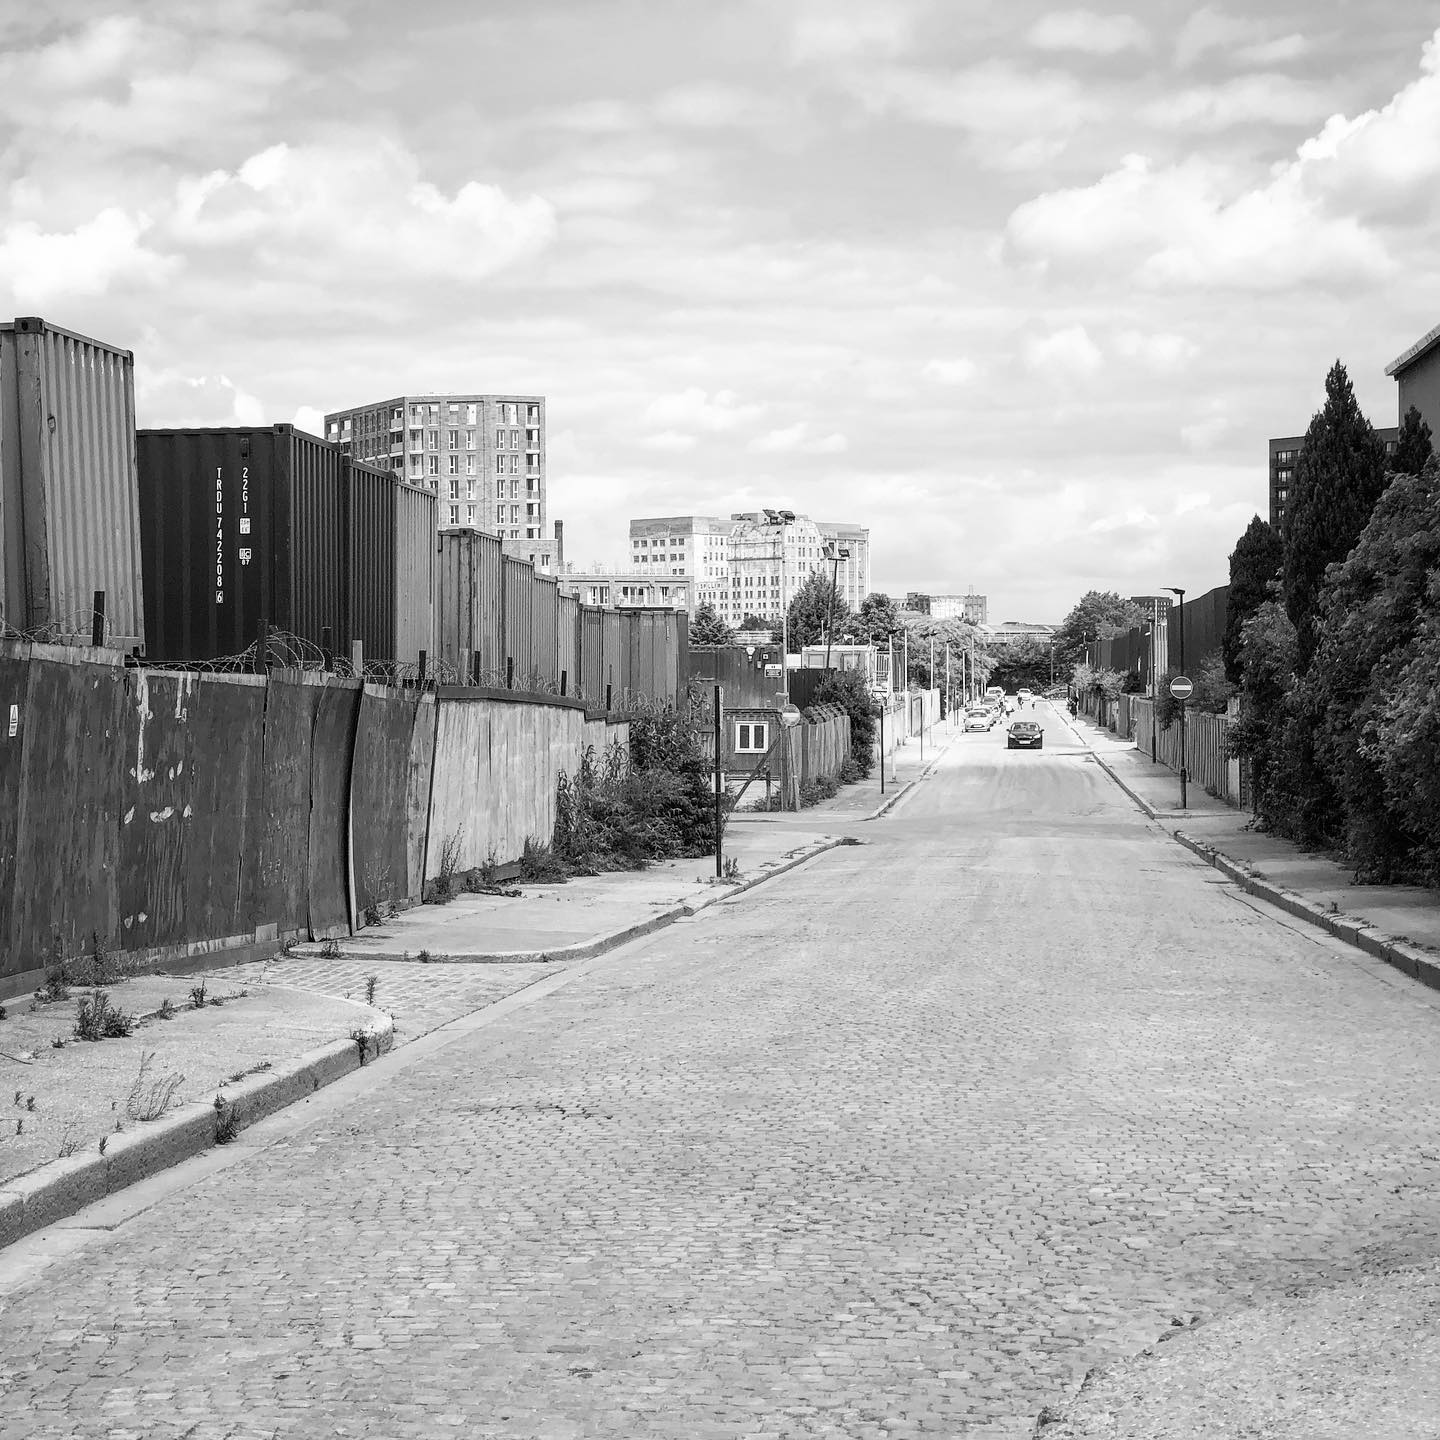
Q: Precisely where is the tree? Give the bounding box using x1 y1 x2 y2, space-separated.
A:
1282 361 1388 672
811 667 875 777
1053 591 1146 667
1305 458 1440 879
785 569 852 650
1222 516 1283 684
1225 601 1297 831
1392 404 1434 477
687 601 733 647
739 613 772 632
986 635 1054 692
855 592 902 643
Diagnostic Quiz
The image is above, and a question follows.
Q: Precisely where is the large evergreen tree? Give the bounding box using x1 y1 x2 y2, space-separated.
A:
1282 361 1388 671
1222 516 1283 683
687 600 734 646
786 569 852 650
1392 403 1434 476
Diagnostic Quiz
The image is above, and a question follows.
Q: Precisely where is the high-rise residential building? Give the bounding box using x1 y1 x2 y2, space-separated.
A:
627 513 871 628
1268 427 1397 540
324 394 555 568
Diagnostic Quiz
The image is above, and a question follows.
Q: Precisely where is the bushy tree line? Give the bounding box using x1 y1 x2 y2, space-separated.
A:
1227 365 1439 882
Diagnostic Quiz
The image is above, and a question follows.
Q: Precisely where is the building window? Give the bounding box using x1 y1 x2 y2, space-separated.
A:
466 480 476 500
426 429 439 450
510 504 520 523
510 428 520 449
540 553 550 568
527 404 540 425
448 430 460 449
496 454 505 473
427 455 439 476
466 429 476 450
448 455 460 475
496 429 505 449
465 455 475 475
503 402 517 425
467 504 476 525
496 506 505 524
509 455 519 474
448 505 459 525
735 722 769 753
408 455 422 476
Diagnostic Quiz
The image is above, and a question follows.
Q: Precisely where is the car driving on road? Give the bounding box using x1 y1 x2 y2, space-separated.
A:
1007 719 1043 750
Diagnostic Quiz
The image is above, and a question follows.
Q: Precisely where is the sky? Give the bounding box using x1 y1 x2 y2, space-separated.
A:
4 1 1439 622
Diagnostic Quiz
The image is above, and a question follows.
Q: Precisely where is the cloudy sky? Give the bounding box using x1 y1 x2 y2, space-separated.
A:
4 1 1438 621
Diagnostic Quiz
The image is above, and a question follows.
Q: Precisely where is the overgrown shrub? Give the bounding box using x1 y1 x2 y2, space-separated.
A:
809 668 874 777
74 990 135 1042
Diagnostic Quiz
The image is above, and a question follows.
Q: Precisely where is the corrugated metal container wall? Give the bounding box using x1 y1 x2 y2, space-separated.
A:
529 574 558 688
345 458 396 663
137 426 346 663
434 529 502 677
557 593 579 697
393 480 435 667
601 610 623 704
580 605 604 704
0 318 144 647
501 556 533 683
285 427 346 651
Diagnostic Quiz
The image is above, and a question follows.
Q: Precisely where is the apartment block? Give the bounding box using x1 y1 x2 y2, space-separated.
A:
1386 321 1440 433
325 394 554 568
1269 427 1397 540
628 512 871 628
928 592 988 625
556 571 693 611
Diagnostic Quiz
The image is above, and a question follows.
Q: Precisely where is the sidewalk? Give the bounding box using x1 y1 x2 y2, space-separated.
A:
1038 704 1440 1436
1056 705 1440 985
0 814 852 1250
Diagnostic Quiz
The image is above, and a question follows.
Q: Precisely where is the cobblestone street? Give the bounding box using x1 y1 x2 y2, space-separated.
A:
5 712 1440 1437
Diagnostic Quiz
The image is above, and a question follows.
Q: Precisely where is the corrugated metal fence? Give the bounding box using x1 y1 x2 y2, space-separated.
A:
435 529 683 707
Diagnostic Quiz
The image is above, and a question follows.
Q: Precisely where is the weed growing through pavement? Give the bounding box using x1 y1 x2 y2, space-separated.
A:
0 1004 7 1021
189 982 207 1010
319 937 342 959
98 1136 107 1156
519 837 569 883
156 997 175 1020
25 1095 35 1111
722 856 741 880
213 1095 239 1144
417 949 432 964
363 975 379 1005
224 1061 272 1084
125 1051 185 1122
74 990 135 1042
57 1124 79 1159
350 1028 372 1065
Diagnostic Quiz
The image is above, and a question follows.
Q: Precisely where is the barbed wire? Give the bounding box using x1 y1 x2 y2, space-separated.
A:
0 607 127 648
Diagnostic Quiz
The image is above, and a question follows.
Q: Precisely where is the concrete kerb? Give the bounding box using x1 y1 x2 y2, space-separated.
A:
1171 830 1440 994
864 726 953 821
0 1015 394 1252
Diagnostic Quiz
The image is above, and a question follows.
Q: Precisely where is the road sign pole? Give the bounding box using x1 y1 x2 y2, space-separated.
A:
1168 675 1193 811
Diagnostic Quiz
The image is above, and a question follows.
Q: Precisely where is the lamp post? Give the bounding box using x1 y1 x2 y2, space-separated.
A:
821 543 850 670
1166 586 1187 809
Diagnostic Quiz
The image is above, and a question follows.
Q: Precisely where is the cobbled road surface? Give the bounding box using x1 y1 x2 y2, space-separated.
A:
5 701 1440 1439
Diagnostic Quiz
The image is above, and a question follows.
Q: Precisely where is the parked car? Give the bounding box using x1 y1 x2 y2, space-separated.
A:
963 709 992 732
1007 719 1044 750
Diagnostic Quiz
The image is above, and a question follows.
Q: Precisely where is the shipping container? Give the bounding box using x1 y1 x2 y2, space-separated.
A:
557 592 580 698
137 425 345 664
343 459 435 667
529 573 559 688
0 317 144 648
435 528 503 679
501 556 533 685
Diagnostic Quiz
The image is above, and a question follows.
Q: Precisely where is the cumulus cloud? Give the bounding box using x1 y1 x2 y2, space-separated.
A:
923 357 980 385
749 423 848 454
0 208 177 307
1024 325 1103 376
170 138 556 284
642 388 765 432
861 60 1096 168
1027 10 1149 56
787 0 919 62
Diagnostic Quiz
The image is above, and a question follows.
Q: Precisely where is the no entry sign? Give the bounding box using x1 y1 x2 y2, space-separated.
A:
1169 676 1194 701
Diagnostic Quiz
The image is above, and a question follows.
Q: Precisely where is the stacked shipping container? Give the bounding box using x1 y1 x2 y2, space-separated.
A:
136 426 436 665
0 317 145 648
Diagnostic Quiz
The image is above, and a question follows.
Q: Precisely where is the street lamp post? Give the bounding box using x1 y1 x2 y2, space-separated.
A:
1166 586 1187 810
821 543 850 670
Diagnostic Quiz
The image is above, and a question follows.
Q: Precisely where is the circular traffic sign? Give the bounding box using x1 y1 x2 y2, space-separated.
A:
1169 675 1193 701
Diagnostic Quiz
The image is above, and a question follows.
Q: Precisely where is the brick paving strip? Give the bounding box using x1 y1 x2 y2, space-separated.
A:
0 823 850 1251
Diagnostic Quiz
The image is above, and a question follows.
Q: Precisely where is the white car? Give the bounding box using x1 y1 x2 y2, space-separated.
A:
963 708 993 732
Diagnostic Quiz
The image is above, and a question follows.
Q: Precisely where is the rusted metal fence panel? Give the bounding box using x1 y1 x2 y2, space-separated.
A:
0 651 31 976
0 318 144 649
405 693 436 901
601 610 623 705
580 606 604 704
249 676 320 936
345 459 397 664
350 687 420 922
307 680 361 939
116 671 264 950
10 653 125 967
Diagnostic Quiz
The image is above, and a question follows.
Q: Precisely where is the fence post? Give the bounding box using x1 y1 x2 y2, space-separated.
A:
506 656 515 690
471 650 482 686
417 649 427 689
713 683 723 878
321 625 333 673
256 618 270 675
91 591 105 649
560 669 568 697
351 640 364 676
